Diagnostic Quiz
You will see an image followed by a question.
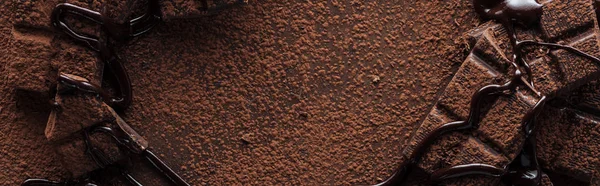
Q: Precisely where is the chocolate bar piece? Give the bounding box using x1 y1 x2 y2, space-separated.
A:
536 107 600 185
45 74 115 141
9 0 112 94
51 40 104 85
8 31 103 93
399 0 600 185
54 128 126 178
7 27 55 94
564 79 600 114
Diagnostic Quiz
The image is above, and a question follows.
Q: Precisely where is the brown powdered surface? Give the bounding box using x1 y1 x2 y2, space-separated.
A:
0 0 482 185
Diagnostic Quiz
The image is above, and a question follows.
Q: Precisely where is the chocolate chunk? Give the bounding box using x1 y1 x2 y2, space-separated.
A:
529 30 600 96
436 53 504 119
54 129 125 178
7 28 104 94
51 39 104 86
45 74 115 141
565 80 600 113
470 29 511 73
408 107 463 171
476 89 539 159
7 27 56 93
404 31 510 171
540 0 596 42
488 23 542 60
465 22 498 47
443 137 508 172
537 107 600 184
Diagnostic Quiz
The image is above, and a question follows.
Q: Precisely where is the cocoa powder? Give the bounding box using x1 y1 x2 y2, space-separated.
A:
1 0 493 185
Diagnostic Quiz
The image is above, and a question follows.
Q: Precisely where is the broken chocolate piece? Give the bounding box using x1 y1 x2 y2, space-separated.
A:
54 129 125 178
537 107 600 185
7 27 55 94
45 74 115 141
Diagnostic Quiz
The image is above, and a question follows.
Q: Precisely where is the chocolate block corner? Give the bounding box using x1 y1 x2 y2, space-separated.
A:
54 131 126 178
45 78 116 141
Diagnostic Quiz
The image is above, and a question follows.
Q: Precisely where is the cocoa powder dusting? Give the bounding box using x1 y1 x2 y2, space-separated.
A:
2 0 506 185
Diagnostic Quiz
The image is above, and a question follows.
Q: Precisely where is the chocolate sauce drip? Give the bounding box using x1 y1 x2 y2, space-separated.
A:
58 74 111 102
98 49 133 111
21 178 97 186
375 0 600 185
430 164 505 181
429 96 548 185
50 0 161 111
373 74 521 186
200 0 209 11
25 1 166 185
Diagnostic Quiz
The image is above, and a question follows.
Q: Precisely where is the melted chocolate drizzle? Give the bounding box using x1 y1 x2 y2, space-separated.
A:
50 0 161 111
24 1 169 186
21 178 98 186
57 74 112 103
375 0 600 185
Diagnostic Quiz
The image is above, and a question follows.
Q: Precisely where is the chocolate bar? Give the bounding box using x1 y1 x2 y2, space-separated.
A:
390 0 600 185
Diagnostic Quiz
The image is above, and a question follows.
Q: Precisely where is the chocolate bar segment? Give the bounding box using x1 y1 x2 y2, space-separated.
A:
565 80 600 113
470 29 511 74
7 27 56 93
540 0 596 42
54 130 126 177
409 107 467 171
51 40 104 86
404 35 508 172
475 89 539 158
537 107 600 185
529 30 600 97
436 54 505 120
45 74 115 141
